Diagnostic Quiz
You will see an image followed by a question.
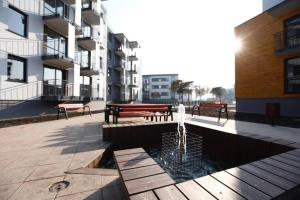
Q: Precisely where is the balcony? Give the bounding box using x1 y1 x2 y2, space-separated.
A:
274 31 300 56
42 80 75 101
129 41 140 49
77 29 99 51
128 82 139 88
114 33 125 43
81 0 100 25
114 61 125 71
42 39 74 69
128 68 138 74
128 54 138 61
43 0 75 37
80 64 100 76
115 48 126 58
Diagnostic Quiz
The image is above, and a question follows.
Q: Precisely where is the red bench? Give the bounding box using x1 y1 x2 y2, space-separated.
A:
192 103 228 121
105 104 173 124
57 103 91 120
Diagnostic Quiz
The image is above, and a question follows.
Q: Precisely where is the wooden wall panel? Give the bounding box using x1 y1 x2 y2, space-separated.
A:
235 9 300 99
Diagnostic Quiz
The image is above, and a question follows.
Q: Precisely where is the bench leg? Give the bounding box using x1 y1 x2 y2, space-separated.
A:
64 108 68 120
57 108 60 120
225 108 229 120
86 106 92 116
218 109 221 122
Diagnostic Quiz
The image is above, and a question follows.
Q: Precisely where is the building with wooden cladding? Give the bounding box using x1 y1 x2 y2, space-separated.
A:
235 0 300 117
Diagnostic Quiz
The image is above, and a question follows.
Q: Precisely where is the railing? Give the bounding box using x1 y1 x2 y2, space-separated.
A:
44 0 75 22
274 31 300 52
43 80 74 96
0 81 43 100
43 38 67 57
82 0 99 13
0 39 43 57
80 85 103 100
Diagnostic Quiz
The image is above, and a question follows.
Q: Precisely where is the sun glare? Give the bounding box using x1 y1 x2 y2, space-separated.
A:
234 38 243 53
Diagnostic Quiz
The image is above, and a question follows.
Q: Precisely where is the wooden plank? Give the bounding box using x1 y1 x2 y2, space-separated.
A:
118 158 157 171
130 191 158 200
212 171 271 200
288 143 300 149
114 148 145 157
287 150 300 157
251 161 300 184
272 139 295 146
176 180 217 200
280 152 300 162
195 175 246 200
125 173 175 195
121 165 165 181
226 167 284 198
263 158 300 175
154 185 187 200
115 153 150 163
272 155 300 168
240 164 296 190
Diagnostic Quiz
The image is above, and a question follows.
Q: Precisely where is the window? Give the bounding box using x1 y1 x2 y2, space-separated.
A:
44 26 67 56
7 6 27 37
107 68 111 77
152 78 159 82
152 85 159 89
108 50 112 60
161 78 169 82
7 55 27 82
100 57 103 69
77 46 90 68
43 66 64 85
161 92 169 96
161 85 169 89
80 76 91 85
285 57 300 93
108 85 112 95
285 14 300 49
81 20 92 37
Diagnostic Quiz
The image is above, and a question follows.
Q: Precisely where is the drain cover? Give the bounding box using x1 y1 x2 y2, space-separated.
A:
49 181 70 192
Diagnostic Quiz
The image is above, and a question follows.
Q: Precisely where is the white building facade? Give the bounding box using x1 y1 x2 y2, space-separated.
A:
142 74 178 102
0 0 107 103
106 30 141 103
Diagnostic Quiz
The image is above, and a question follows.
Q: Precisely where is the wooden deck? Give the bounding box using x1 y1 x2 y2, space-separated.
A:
114 148 300 200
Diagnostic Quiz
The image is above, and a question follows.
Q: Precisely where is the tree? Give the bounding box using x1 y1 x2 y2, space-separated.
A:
171 80 183 104
210 87 226 102
151 92 161 99
194 85 208 101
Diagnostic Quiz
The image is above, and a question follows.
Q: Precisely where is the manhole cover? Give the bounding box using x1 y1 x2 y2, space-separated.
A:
49 181 70 192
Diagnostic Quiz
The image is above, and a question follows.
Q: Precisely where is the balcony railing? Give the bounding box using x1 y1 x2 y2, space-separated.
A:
43 38 67 57
80 85 103 100
43 80 74 97
274 31 300 54
44 0 75 22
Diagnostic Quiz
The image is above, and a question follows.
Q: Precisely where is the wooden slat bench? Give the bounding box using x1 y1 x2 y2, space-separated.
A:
113 148 175 199
114 148 300 199
192 103 228 121
105 104 173 124
57 103 91 120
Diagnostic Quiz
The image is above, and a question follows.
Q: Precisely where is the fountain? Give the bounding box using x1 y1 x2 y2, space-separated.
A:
160 104 203 180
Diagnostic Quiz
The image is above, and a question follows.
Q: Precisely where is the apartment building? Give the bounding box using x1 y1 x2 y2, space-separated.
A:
142 74 178 102
235 0 300 117
0 0 107 117
106 28 141 103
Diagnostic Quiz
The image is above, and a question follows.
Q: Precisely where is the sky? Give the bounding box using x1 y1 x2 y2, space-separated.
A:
102 0 263 89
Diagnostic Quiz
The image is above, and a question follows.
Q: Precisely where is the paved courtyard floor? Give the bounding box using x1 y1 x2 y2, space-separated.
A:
0 113 299 200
